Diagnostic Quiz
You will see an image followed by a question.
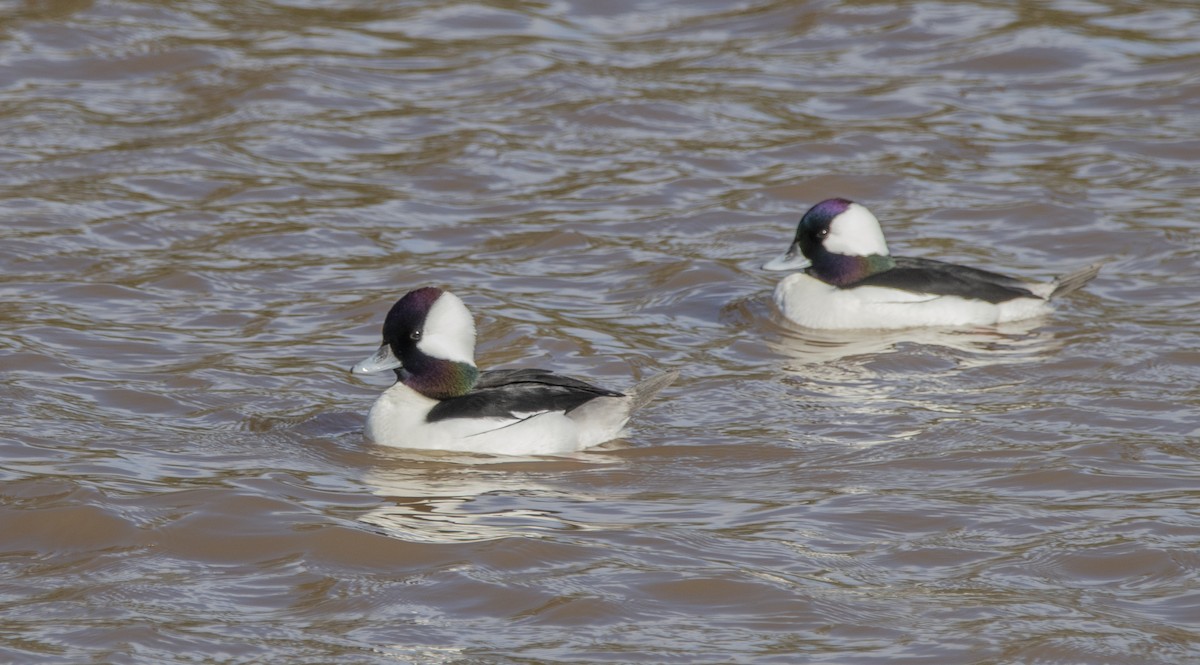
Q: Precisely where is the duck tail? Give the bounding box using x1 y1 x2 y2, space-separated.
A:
627 370 680 413
1050 262 1102 299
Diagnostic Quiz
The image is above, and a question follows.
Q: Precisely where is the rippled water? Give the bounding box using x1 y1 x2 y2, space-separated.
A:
3 0 1199 662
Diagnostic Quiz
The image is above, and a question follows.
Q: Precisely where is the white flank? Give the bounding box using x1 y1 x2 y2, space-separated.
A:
773 273 1051 330
363 383 587 455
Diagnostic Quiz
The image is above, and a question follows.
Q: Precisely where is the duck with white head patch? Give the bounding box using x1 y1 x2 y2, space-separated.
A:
762 198 1102 330
352 287 679 456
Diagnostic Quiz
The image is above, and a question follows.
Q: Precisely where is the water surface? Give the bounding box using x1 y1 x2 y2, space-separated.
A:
3 0 1199 662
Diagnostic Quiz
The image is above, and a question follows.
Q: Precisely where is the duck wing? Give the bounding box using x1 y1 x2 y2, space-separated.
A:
850 256 1036 304
427 369 623 422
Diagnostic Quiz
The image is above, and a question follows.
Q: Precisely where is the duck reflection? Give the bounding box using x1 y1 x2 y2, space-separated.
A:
751 307 1073 447
765 313 1060 370
356 448 620 543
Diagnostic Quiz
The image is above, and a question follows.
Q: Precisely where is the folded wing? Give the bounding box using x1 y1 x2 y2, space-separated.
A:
427 369 625 422
851 256 1036 304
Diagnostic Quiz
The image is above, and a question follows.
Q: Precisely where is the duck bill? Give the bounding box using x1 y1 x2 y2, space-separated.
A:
352 343 402 375
762 242 810 272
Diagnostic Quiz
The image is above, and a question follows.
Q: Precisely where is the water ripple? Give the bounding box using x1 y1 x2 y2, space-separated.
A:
2 0 1199 662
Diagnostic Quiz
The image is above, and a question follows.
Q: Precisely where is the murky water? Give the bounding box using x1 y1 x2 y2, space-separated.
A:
3 0 1199 662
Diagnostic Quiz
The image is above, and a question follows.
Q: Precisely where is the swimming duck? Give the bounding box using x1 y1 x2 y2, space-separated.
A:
762 198 1101 330
351 287 678 456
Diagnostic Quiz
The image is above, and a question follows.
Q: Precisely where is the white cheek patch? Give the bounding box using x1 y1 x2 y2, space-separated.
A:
417 292 477 364
823 203 890 257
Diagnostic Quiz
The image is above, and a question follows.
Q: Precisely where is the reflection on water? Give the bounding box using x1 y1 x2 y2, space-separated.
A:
758 311 1068 446
358 453 619 544
766 314 1058 368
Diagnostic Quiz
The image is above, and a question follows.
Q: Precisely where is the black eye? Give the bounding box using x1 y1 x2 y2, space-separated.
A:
817 228 829 239
410 329 422 340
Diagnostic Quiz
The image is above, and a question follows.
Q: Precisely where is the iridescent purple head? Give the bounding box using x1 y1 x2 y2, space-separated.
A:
794 199 893 286
382 287 445 349
353 287 479 399
795 198 855 260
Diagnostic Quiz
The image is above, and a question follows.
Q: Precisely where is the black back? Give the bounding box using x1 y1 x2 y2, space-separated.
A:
427 369 624 422
848 256 1037 304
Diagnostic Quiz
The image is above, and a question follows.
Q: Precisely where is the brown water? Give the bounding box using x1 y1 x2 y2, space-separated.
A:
3 0 1199 662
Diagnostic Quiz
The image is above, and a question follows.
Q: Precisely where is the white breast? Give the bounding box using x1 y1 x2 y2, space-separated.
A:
773 273 1051 330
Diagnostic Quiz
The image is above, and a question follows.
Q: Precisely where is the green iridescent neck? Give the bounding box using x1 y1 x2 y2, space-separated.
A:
400 359 479 400
811 253 895 286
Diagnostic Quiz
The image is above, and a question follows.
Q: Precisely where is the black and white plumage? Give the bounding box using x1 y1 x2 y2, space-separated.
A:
351 287 678 455
762 198 1102 329
425 369 621 422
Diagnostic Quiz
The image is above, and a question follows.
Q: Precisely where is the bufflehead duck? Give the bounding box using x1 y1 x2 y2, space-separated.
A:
762 198 1101 330
351 287 678 456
